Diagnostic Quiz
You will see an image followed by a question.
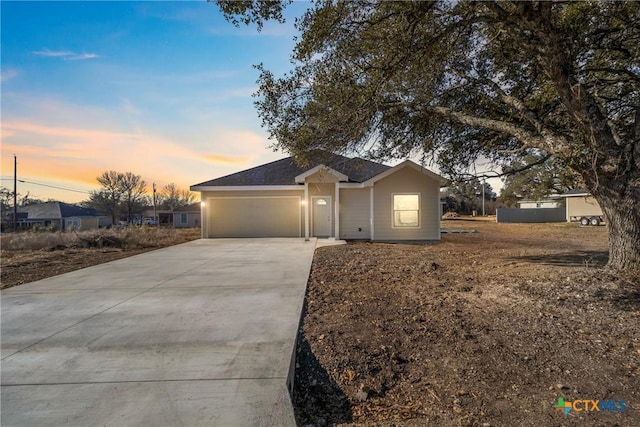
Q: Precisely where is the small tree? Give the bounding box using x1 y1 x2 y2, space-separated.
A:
444 177 495 215
19 192 46 207
159 183 196 211
87 171 148 224
119 172 147 223
90 171 124 225
0 186 15 230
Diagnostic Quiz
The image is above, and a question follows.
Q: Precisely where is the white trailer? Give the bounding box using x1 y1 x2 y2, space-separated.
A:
556 190 604 226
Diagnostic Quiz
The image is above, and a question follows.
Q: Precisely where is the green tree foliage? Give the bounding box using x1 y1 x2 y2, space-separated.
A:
442 177 495 215
217 0 289 30
217 0 640 270
499 152 578 206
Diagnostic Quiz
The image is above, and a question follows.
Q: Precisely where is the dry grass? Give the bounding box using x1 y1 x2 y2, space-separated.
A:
1 227 201 289
1 227 200 252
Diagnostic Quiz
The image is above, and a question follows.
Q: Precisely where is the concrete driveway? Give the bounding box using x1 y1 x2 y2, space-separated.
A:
1 238 317 426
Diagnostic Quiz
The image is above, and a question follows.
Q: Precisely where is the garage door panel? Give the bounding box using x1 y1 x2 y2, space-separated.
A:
208 197 300 238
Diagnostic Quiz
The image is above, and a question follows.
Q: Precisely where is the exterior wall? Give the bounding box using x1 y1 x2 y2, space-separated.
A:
64 217 81 231
79 217 98 231
201 189 305 237
496 207 565 223
567 196 603 220
308 183 335 237
518 200 562 209
372 167 441 240
20 219 62 229
339 188 371 239
173 212 201 228
98 216 113 228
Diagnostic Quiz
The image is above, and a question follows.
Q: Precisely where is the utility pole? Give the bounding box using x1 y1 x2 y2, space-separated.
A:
13 155 18 231
482 179 485 217
152 183 158 227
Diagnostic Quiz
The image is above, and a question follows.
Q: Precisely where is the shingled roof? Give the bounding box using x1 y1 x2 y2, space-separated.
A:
192 153 391 187
17 202 100 219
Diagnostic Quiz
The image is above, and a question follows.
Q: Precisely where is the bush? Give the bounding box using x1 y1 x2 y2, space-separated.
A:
31 223 58 233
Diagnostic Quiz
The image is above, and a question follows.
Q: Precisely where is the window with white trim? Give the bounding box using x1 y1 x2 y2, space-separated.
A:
180 213 187 224
393 194 420 227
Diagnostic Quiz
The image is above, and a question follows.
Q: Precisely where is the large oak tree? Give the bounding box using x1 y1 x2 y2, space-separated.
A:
218 0 640 271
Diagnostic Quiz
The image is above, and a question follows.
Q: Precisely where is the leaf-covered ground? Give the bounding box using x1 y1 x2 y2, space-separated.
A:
293 220 639 426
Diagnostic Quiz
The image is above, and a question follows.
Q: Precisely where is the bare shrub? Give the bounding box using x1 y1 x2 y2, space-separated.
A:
76 231 126 249
1 232 76 251
122 226 199 248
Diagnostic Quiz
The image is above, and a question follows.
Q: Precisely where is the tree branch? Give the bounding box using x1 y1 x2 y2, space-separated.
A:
458 72 551 138
580 67 640 82
456 153 552 180
425 105 572 157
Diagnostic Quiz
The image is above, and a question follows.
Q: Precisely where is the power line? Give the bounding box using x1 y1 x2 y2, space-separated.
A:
0 177 93 194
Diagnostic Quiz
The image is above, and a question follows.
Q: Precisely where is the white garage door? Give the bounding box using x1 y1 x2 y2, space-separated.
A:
207 197 301 238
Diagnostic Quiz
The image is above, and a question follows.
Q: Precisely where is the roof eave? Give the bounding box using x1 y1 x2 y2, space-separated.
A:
554 192 592 198
190 184 303 192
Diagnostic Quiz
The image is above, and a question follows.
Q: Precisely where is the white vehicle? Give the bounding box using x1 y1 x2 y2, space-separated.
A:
556 190 604 226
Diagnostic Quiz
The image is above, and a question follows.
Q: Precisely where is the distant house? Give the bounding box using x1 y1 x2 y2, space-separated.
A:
16 201 111 231
172 203 201 228
517 199 563 209
191 153 447 240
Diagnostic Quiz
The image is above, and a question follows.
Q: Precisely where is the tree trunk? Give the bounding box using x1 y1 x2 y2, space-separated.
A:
591 181 640 271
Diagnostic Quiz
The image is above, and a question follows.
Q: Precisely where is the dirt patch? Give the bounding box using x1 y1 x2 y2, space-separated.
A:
294 219 639 426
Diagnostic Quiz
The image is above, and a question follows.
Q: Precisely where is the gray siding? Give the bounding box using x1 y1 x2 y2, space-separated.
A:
339 188 370 239
173 212 201 228
372 167 441 240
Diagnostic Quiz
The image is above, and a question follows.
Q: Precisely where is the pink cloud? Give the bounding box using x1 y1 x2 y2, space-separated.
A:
1 69 18 82
2 121 138 140
203 153 251 165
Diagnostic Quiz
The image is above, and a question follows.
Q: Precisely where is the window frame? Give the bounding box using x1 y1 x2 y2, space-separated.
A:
180 213 188 224
392 193 421 229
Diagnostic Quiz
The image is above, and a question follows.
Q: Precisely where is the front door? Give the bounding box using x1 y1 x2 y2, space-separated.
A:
312 196 331 237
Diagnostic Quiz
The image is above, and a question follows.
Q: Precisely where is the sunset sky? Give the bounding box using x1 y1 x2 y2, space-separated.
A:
2 1 503 204
1 1 307 203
